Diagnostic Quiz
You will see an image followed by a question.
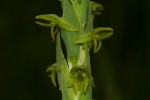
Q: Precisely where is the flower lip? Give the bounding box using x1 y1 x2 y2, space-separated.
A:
70 67 90 79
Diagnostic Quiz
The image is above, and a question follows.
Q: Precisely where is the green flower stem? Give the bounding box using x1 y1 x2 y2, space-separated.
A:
60 0 92 100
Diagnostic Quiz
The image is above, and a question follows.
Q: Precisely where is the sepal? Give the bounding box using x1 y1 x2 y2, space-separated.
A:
46 63 57 87
35 14 78 41
90 1 104 20
92 27 113 40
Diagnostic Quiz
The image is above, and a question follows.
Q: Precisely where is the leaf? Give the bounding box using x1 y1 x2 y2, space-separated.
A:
56 31 70 98
92 27 113 40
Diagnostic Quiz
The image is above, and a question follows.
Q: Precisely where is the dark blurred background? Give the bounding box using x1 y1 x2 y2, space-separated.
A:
0 0 150 100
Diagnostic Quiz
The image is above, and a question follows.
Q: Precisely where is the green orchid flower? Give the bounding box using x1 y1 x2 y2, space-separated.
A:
74 27 113 53
66 66 94 93
35 14 78 41
46 63 57 87
90 1 103 21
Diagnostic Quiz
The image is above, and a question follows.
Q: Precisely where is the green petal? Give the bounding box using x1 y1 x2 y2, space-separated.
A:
46 63 56 72
73 78 79 93
50 71 57 87
94 40 102 53
93 39 98 53
92 27 113 40
84 77 89 93
46 63 57 87
51 24 58 42
72 78 83 93
77 79 82 91
52 27 59 42
35 21 52 27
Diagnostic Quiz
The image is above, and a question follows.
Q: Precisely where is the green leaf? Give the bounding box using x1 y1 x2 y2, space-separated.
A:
92 27 113 40
56 32 70 99
50 23 58 41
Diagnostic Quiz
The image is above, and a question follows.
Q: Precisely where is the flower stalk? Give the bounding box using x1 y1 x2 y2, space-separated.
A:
35 0 113 100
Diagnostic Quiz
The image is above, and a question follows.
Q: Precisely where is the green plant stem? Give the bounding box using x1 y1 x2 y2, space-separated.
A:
59 0 93 100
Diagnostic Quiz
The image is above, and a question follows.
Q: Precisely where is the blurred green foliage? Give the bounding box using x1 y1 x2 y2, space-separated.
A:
0 0 150 100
